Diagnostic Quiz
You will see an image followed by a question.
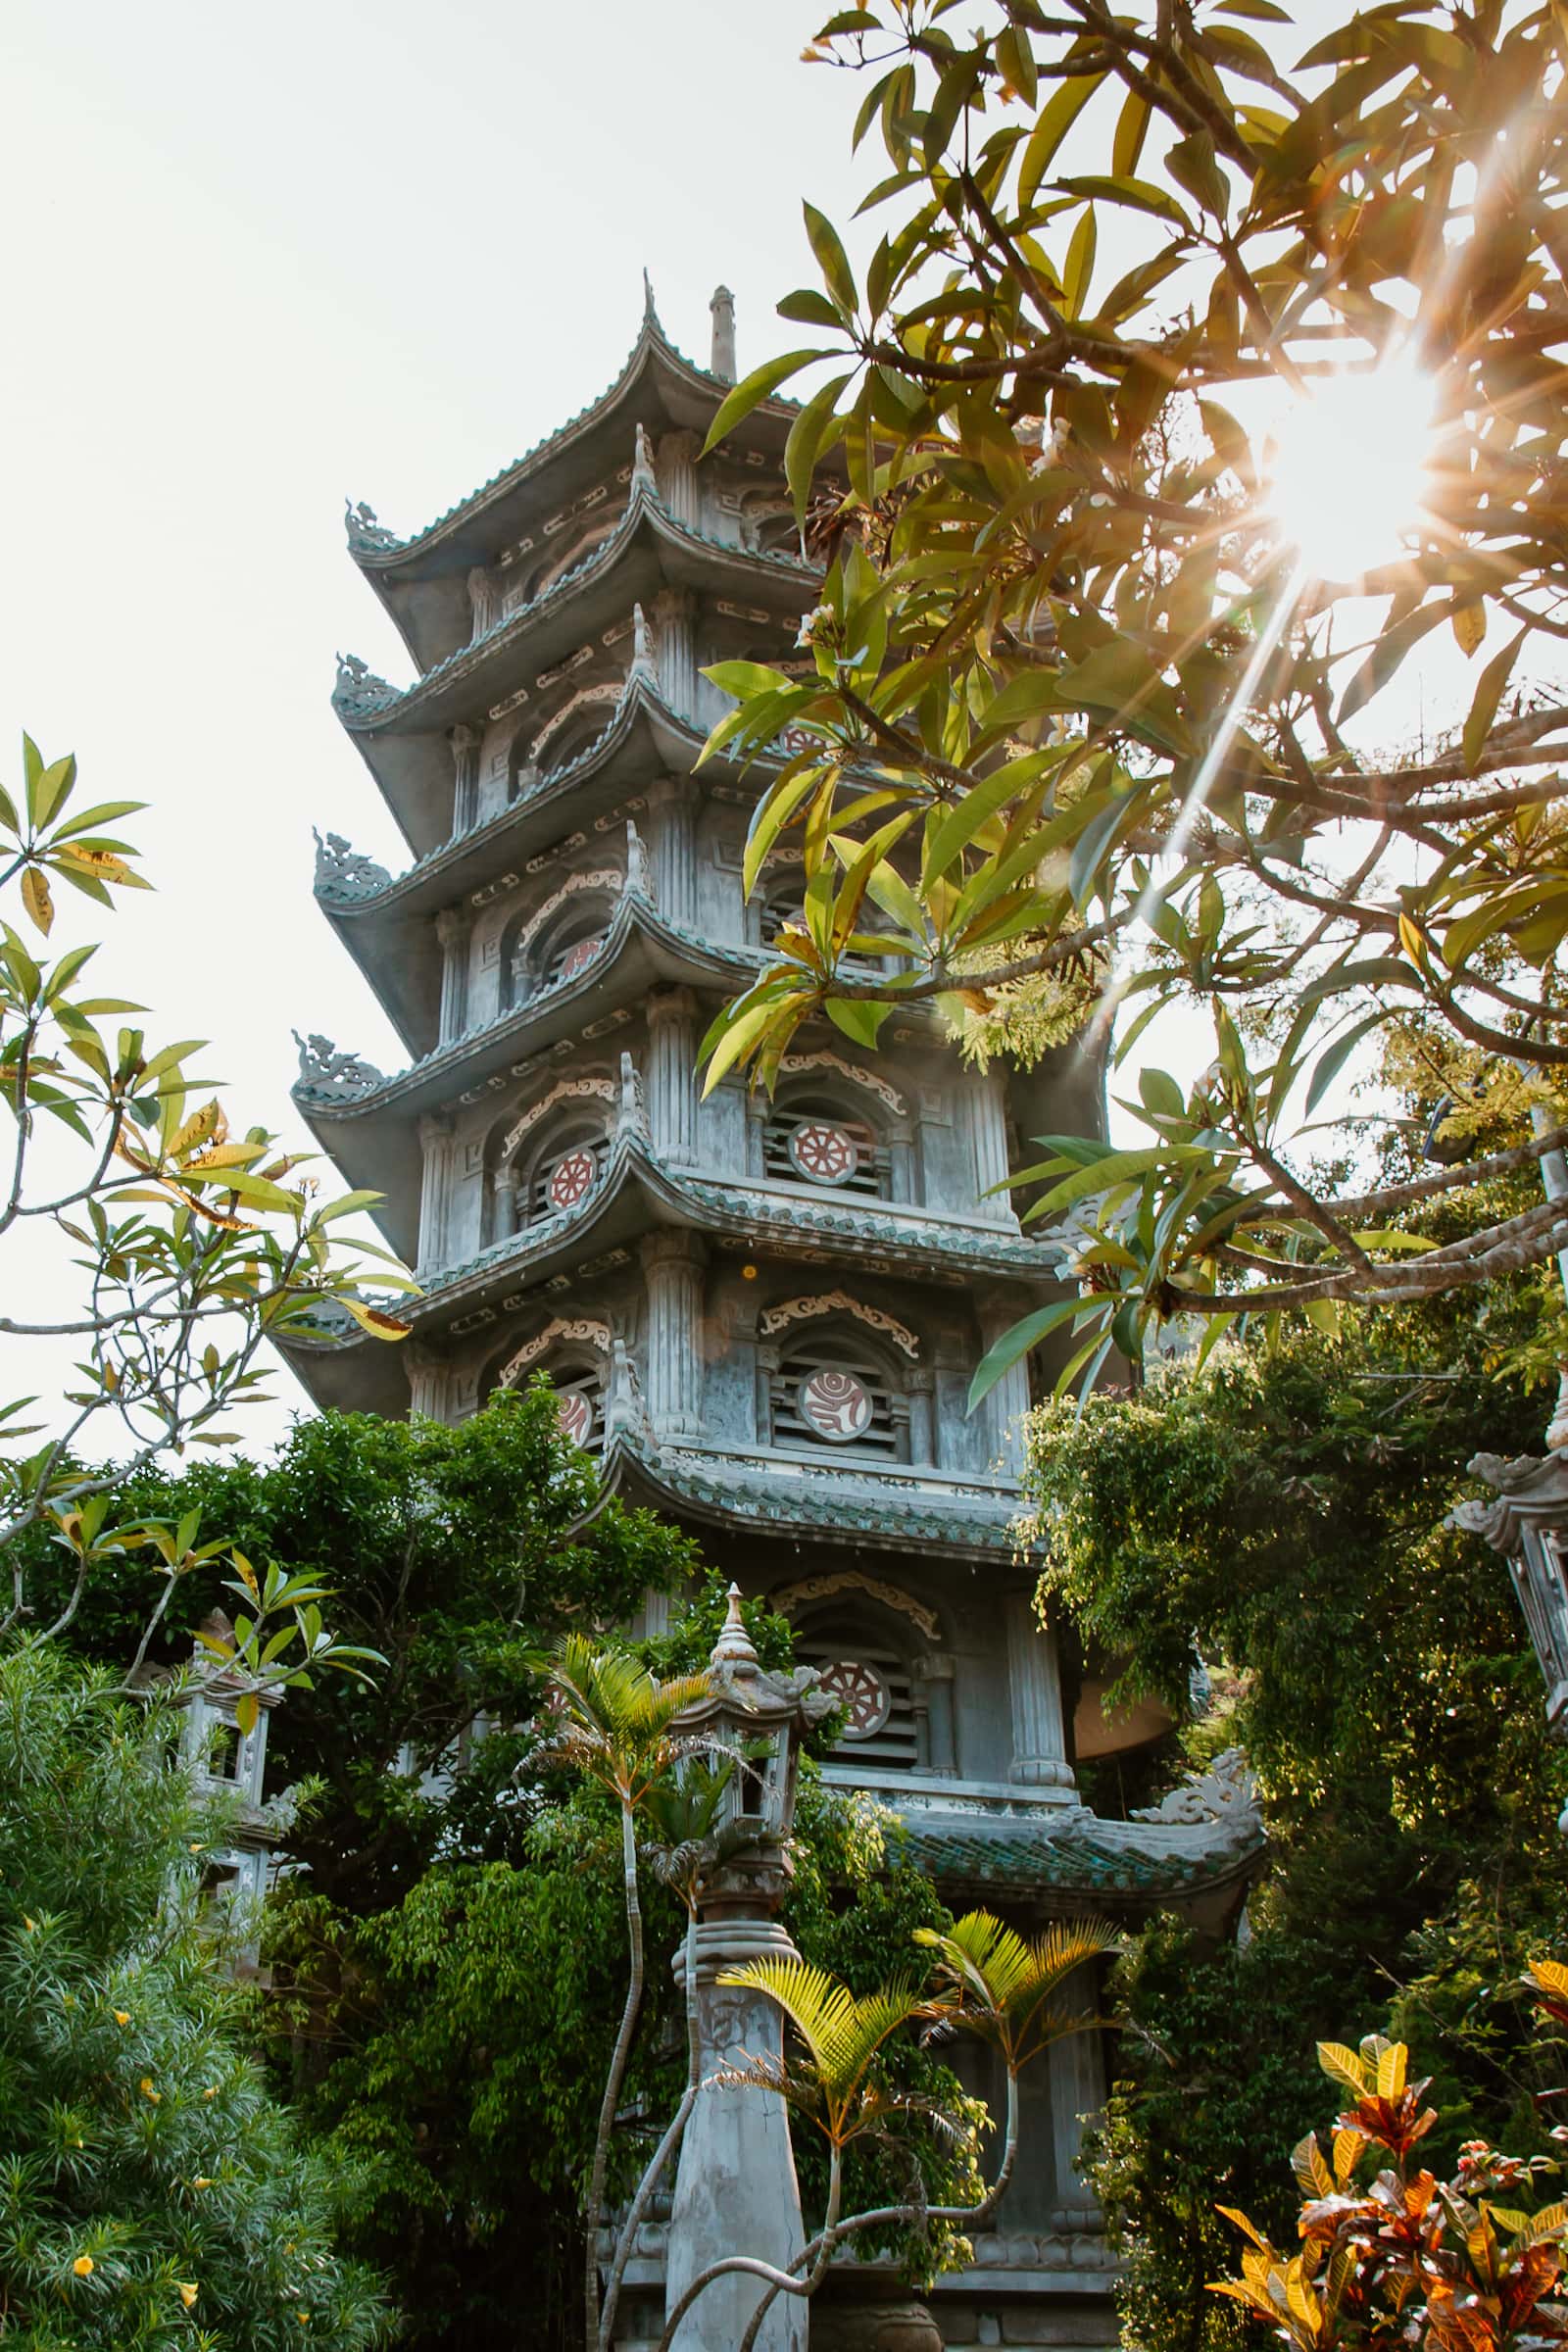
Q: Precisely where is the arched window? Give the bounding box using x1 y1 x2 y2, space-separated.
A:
791 1599 920 1774
506 894 615 1009
546 1354 607 1454
762 1090 890 1200
768 1323 907 1463
484 1330 610 1456
517 1115 611 1226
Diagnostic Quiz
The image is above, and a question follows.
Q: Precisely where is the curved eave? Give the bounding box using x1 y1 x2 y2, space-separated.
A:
897 1812 1267 1909
336 494 813 856
284 1131 1068 1389
350 316 802 610
592 1434 1020 1562
315 689 735 1057
272 1318 415 1419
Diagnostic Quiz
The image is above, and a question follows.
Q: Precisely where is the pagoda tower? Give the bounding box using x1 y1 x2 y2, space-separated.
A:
287 286 1262 2350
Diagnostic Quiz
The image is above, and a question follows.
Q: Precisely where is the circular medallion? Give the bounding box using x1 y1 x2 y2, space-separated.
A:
817 1659 891 1740
557 1389 596 1447
547 1147 599 1211
798 1367 873 1444
788 1119 860 1186
558 933 604 983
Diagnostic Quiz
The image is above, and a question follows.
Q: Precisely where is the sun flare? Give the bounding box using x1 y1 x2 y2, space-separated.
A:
1264 355 1437 583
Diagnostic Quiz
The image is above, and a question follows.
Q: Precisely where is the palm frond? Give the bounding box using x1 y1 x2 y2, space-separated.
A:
917 1911 1118 2066
717 1956 858 2072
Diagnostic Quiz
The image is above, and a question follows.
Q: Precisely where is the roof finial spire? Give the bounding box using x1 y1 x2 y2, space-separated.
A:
710 283 736 383
710 1581 760 1671
642 268 661 330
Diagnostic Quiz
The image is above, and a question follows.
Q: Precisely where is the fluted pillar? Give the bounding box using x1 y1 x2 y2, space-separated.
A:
640 1229 706 1438
647 987 698 1168
449 722 480 835
977 1287 1033 1457
1004 1592 1077 1796
968 1071 1015 1224
404 1343 451 1423
654 588 698 721
435 905 470 1044
645 776 698 930
491 1166 519 1244
907 1365 936 1466
1048 1964 1106 2229
913 1652 957 1777
658 431 701 530
416 1113 452 1275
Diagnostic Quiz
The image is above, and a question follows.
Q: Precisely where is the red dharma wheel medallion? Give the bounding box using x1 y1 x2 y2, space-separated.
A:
799 1368 873 1444
817 1659 891 1740
558 933 604 983
547 1148 598 1211
557 1390 595 1448
788 1119 860 1185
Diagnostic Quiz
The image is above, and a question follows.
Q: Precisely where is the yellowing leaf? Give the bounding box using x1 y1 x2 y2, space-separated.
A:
341 1298 413 1341
1318 2040 1367 2093
178 2283 198 2309
21 865 53 936
1452 600 1487 656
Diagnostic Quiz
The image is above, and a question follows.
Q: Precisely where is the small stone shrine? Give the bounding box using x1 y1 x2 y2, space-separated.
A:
284 284 1264 2348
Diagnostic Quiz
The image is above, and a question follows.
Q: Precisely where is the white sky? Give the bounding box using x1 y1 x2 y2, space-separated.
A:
0 0 875 1439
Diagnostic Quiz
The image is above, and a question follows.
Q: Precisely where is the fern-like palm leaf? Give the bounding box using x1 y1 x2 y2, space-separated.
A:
916 1911 1118 2068
716 1957 928 2145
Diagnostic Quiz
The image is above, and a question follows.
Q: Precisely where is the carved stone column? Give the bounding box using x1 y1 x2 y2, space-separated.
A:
976 1287 1032 1456
1004 1592 1077 1795
645 775 698 930
449 722 480 835
913 1652 957 1777
415 1113 452 1275
710 283 737 383
435 905 470 1044
666 1920 807 2352
906 1365 936 1467
491 1166 519 1244
654 587 698 720
1048 1963 1107 2229
640 1229 706 1438
658 430 701 531
403 1342 450 1423
647 987 698 1167
967 1071 1015 1224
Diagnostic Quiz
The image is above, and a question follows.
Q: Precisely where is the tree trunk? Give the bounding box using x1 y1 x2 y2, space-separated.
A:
585 1801 643 2352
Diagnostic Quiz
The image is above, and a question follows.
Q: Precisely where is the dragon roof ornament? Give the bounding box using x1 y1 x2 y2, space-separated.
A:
332 653 398 721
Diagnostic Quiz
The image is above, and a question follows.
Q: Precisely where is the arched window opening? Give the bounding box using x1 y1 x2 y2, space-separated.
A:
506 896 615 1010
792 1604 920 1774
523 1119 611 1225
762 1092 889 1200
769 1328 906 1464
548 1355 607 1454
758 877 805 950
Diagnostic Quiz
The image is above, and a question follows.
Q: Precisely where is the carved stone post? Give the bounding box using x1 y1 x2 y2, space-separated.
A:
906 1366 936 1467
1004 1592 1077 1796
913 1652 957 1777
449 722 480 835
647 987 698 1167
710 283 737 383
435 905 470 1044
1048 1963 1106 2229
967 1071 1015 1225
639 1229 706 1438
403 1342 451 1423
645 775 698 930
654 587 698 720
491 1166 519 1244
658 430 701 531
415 1113 452 1275
664 1595 828 2352
976 1286 1033 1457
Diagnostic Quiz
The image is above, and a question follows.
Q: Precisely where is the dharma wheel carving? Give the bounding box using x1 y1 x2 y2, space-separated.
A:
788 1118 860 1185
546 1148 599 1211
817 1658 891 1739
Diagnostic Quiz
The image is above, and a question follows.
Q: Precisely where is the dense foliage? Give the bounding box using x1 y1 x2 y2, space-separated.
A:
1020 1296 1568 2351
260 1577 985 2351
0 1642 388 2350
697 0 1568 1387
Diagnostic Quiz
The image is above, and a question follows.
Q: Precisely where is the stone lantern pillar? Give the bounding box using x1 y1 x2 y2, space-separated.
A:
1453 1451 1568 1807
664 1589 833 2352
